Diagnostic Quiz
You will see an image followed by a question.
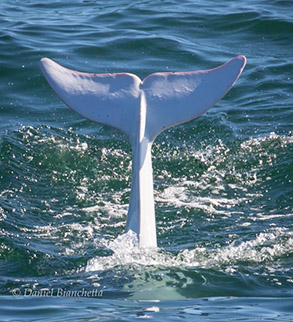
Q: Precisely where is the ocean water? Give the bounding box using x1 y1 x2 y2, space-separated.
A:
0 0 292 320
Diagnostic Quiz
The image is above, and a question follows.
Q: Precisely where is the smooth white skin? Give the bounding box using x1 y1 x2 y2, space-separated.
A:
40 56 246 248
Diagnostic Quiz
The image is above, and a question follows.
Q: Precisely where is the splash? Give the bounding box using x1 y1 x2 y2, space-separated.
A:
86 227 293 272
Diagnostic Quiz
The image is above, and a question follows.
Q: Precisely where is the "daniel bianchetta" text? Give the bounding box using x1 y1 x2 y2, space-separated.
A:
11 288 103 297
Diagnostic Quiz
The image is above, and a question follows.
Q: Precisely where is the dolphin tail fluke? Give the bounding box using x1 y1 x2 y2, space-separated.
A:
40 56 246 248
142 55 246 141
40 57 142 141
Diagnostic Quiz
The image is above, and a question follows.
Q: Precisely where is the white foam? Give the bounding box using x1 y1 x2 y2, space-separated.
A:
86 227 293 272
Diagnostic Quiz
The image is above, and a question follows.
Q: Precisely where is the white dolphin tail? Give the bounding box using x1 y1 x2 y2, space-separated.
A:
40 56 246 248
